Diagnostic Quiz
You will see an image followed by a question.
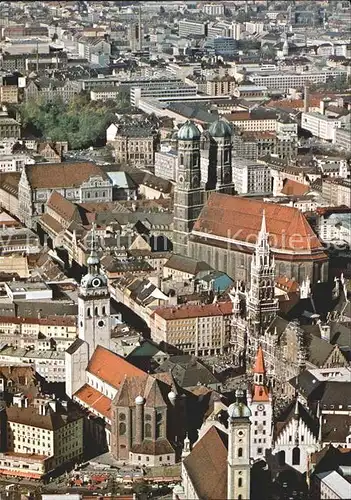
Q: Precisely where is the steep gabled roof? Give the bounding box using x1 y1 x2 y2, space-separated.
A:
113 373 170 408
183 426 228 500
192 194 324 254
87 346 145 389
47 191 80 223
275 400 319 440
25 161 107 189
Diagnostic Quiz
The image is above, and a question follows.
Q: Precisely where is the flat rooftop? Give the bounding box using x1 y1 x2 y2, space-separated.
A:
6 281 51 292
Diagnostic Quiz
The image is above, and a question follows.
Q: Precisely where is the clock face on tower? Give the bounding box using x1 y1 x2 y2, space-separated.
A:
92 277 102 288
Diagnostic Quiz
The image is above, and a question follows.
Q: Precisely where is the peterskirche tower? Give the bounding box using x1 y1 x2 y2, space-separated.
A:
173 120 204 256
227 389 252 500
78 223 111 359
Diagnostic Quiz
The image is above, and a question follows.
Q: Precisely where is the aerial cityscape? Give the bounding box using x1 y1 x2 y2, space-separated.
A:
0 0 350 499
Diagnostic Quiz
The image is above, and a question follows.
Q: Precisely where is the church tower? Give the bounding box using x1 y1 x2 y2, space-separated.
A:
173 120 204 256
247 210 278 338
227 389 251 500
207 118 235 195
247 345 273 460
78 224 111 359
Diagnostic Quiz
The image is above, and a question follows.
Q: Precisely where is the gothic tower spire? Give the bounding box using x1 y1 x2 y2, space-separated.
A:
247 210 278 337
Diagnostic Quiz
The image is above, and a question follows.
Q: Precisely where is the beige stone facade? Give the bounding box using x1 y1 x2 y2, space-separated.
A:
151 302 233 356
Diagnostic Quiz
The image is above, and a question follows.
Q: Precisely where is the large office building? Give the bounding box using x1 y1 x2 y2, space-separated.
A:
178 20 208 38
250 70 346 92
130 80 197 107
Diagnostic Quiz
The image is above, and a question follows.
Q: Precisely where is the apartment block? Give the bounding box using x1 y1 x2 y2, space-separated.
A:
3 400 83 477
232 158 272 196
301 112 341 141
151 302 233 356
322 177 351 207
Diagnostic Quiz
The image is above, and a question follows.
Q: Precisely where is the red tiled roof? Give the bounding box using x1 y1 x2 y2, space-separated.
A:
87 346 145 389
47 191 78 221
0 315 76 326
281 178 310 196
26 161 106 189
252 385 270 402
40 213 64 234
276 276 300 293
74 384 112 420
254 346 265 374
193 193 323 253
0 469 43 479
153 301 233 321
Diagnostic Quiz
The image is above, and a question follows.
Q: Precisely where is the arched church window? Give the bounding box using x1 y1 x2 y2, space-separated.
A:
192 153 198 167
119 422 126 436
238 478 242 488
156 413 163 439
119 413 126 421
238 447 243 458
95 306 98 316
179 153 184 165
292 447 300 465
87 307 91 317
278 450 285 465
145 414 151 421
102 306 106 315
145 423 152 438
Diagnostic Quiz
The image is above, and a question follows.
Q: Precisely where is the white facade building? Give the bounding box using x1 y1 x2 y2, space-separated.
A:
154 150 178 181
202 3 225 16
232 158 272 195
301 112 342 141
250 70 346 92
0 153 35 173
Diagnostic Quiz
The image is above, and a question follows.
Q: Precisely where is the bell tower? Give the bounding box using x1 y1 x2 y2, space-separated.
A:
227 389 251 500
208 118 235 195
78 223 111 359
173 120 204 256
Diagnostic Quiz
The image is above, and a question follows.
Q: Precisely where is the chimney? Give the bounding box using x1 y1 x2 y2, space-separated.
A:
320 98 327 115
319 324 331 343
138 5 142 52
39 403 47 416
304 85 309 113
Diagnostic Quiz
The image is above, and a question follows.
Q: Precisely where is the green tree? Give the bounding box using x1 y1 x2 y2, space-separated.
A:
18 94 120 149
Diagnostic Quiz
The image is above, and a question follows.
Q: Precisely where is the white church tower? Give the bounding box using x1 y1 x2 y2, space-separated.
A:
78 223 111 359
227 389 251 500
247 345 273 460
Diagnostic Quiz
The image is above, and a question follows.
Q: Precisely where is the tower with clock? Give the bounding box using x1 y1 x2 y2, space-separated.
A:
78 223 111 360
173 120 204 256
247 345 273 460
227 389 252 500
